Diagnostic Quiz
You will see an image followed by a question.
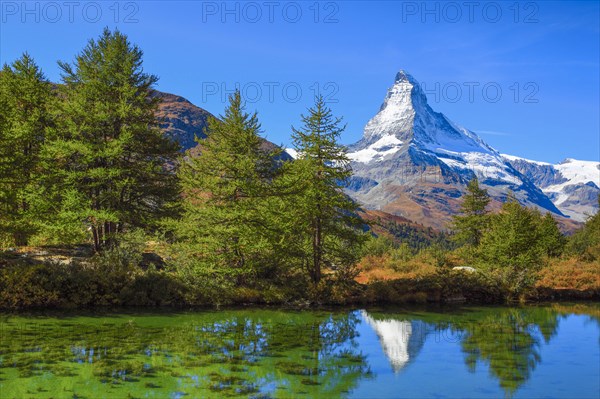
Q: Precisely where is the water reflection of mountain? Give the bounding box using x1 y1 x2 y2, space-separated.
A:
361 307 568 397
361 310 428 373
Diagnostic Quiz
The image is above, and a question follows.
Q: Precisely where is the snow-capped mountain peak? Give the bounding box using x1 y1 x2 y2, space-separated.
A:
345 70 585 229
360 70 425 144
351 70 497 166
349 70 515 186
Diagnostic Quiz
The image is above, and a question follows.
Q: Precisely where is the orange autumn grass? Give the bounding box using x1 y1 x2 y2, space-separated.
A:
356 254 438 284
357 253 600 294
536 258 600 291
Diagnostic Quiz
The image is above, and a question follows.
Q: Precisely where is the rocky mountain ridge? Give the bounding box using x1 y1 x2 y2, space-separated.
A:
502 155 599 222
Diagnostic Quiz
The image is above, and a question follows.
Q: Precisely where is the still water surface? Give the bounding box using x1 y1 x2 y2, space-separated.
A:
0 304 598 398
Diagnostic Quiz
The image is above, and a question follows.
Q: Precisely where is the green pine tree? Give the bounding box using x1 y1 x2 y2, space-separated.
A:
452 177 490 248
479 197 543 300
283 96 365 285
174 91 280 283
0 53 53 246
40 28 180 250
535 212 565 258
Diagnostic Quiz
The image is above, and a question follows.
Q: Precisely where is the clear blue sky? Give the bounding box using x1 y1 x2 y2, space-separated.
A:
1 1 598 163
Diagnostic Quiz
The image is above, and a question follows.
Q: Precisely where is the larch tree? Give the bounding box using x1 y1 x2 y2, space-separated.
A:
174 91 280 282
283 96 365 285
479 197 543 300
0 53 53 245
535 212 565 258
41 28 180 251
452 177 490 247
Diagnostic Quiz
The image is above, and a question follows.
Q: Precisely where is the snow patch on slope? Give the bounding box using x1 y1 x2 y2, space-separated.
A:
554 159 600 186
544 159 600 205
348 135 404 163
438 151 522 185
432 117 496 154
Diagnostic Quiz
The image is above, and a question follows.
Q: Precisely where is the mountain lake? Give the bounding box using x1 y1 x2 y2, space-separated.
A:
0 304 598 398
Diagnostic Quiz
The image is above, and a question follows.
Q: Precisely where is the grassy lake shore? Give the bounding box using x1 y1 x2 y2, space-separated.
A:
1 246 598 310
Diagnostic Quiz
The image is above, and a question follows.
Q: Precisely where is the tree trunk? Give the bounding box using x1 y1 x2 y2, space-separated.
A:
312 217 322 284
92 225 100 252
13 232 27 247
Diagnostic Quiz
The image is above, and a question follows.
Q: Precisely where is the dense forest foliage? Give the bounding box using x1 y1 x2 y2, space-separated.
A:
1 29 598 308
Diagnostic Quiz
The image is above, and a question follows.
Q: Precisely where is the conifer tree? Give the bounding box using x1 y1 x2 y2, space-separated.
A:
283 96 365 285
452 177 490 247
174 91 279 281
0 53 53 245
535 212 565 258
479 197 543 300
41 28 179 250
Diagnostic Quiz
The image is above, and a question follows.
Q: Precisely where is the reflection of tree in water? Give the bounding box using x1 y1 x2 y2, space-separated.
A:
458 307 561 398
261 311 372 397
0 310 371 398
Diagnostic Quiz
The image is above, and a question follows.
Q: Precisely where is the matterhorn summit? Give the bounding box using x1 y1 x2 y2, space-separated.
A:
355 70 493 156
360 71 427 145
